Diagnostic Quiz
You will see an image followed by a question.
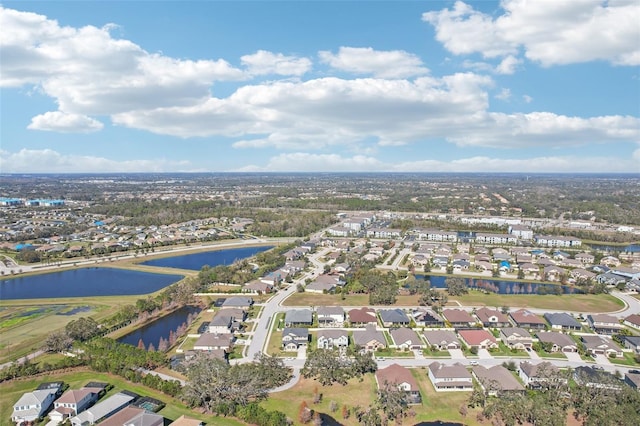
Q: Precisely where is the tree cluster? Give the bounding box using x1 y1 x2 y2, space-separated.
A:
445 277 468 296
301 348 377 386
181 353 291 413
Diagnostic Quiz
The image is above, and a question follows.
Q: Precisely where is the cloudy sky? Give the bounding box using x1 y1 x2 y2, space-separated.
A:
1 0 639 173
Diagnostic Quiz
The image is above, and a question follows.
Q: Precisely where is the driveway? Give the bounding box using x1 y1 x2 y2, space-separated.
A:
477 349 494 359
528 348 541 360
564 351 583 362
448 349 465 359
593 353 612 365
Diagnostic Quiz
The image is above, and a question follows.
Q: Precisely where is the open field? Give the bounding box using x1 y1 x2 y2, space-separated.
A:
262 369 483 425
0 296 140 365
451 292 624 312
283 290 624 312
0 369 245 426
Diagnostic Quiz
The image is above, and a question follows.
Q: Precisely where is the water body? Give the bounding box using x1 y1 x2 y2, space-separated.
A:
586 243 640 253
140 245 273 270
118 305 201 350
415 275 582 295
0 268 183 300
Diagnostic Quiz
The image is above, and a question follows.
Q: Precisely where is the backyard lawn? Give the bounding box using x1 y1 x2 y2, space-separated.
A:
0 370 245 426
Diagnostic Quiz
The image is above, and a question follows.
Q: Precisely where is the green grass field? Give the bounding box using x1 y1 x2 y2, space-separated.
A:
261 368 483 425
0 297 141 364
283 290 624 313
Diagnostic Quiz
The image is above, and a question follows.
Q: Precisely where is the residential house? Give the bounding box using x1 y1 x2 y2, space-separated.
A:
411 308 444 327
12 388 60 424
379 309 410 327
475 307 511 328
570 268 596 282
518 361 564 389
622 335 640 354
474 260 494 272
348 307 378 327
581 335 623 358
49 386 101 423
624 313 640 329
305 276 337 293
575 253 595 265
242 280 273 294
427 362 473 392
472 365 525 395
208 309 244 334
509 309 547 330
281 328 309 351
536 332 578 353
600 256 621 267
221 296 253 309
500 327 533 350
624 372 640 391
442 309 477 328
97 406 164 426
518 262 540 277
69 392 135 426
596 271 627 286
390 327 424 350
316 306 345 328
352 324 386 352
543 265 566 281
458 329 498 350
586 314 623 335
193 333 234 351
375 364 422 404
284 309 313 327
316 330 349 350
423 330 461 350
574 366 622 390
543 313 581 331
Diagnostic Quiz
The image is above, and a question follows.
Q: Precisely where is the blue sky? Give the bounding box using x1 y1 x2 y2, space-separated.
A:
1 0 639 173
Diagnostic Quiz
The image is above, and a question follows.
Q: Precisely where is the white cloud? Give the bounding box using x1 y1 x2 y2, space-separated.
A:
114 75 639 150
448 112 640 148
318 47 429 78
423 0 640 66
391 155 640 173
237 152 383 172
0 148 193 173
495 55 521 74
2 5 638 157
241 50 312 76
238 151 640 173
0 6 244 118
523 95 533 103
494 88 511 101
27 111 103 133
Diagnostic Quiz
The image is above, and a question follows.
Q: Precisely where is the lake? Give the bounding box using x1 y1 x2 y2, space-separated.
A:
0 268 183 300
119 305 201 350
140 245 274 270
415 275 582 295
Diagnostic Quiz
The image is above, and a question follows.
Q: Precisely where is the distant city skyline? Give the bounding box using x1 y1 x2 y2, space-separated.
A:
1 1 639 173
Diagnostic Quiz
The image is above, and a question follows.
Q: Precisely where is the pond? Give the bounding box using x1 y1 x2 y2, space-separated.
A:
415 275 582 295
586 243 640 253
118 305 201 350
140 245 274 270
0 268 184 300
